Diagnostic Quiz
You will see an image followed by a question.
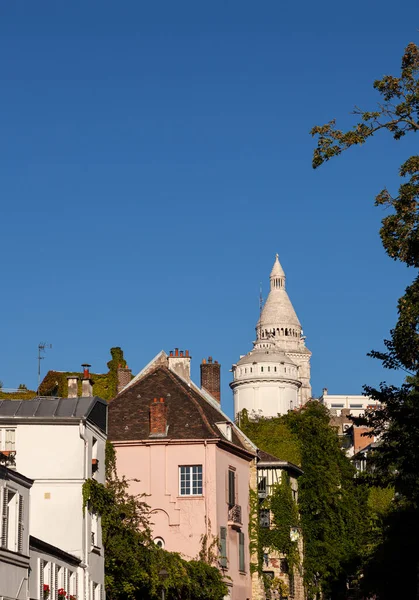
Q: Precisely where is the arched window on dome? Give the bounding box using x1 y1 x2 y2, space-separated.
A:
285 328 288 336
281 328 284 335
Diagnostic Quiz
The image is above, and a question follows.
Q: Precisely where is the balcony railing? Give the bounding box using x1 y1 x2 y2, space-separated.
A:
228 504 242 527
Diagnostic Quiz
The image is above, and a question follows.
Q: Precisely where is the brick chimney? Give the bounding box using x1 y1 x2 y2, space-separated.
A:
117 364 132 394
150 397 168 436
81 364 94 397
67 376 79 398
200 357 221 404
167 348 191 382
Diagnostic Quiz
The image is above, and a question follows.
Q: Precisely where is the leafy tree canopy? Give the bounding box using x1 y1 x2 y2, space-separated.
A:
240 403 368 599
311 41 419 598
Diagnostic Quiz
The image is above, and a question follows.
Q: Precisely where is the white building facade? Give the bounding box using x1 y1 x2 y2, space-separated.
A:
231 255 312 419
0 391 107 600
319 389 380 417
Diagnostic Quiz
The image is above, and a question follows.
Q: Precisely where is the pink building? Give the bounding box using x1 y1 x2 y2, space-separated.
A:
108 350 255 600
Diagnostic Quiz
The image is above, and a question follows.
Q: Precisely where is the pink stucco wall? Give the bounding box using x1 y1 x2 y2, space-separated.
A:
114 440 252 600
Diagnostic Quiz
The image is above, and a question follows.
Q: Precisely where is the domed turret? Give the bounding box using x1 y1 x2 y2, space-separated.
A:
231 254 312 419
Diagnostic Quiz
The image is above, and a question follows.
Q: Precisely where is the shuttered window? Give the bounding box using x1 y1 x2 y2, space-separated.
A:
1 487 18 550
0 428 16 451
239 532 245 572
219 526 227 568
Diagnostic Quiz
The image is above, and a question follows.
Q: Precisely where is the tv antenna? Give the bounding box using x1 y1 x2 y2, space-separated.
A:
37 342 52 395
259 283 263 339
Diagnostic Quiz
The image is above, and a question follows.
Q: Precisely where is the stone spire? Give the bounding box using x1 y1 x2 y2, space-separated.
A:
270 253 286 289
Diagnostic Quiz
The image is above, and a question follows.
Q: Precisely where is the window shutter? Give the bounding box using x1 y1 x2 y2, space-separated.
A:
54 564 58 600
239 531 245 572
1 488 8 547
49 563 53 599
228 470 235 507
40 559 44 600
18 494 24 553
219 526 227 568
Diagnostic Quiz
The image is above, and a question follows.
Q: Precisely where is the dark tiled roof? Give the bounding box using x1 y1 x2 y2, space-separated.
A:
108 366 249 454
30 536 81 565
0 396 107 434
257 449 303 475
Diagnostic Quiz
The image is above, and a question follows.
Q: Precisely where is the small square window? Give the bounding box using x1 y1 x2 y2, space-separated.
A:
179 465 203 496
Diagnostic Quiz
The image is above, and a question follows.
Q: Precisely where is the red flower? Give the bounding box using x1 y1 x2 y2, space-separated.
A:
43 585 50 592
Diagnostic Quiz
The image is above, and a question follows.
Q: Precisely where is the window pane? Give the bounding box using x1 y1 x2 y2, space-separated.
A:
179 466 202 495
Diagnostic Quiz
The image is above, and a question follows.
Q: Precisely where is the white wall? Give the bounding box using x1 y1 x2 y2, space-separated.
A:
320 393 380 417
12 420 106 592
234 380 299 418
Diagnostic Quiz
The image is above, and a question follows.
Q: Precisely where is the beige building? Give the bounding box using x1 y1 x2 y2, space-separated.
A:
232 255 311 419
320 388 380 418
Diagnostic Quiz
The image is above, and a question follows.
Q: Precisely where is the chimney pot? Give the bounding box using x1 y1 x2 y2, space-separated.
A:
170 351 174 357
185 350 189 357
81 363 91 379
175 348 179 357
208 356 213 363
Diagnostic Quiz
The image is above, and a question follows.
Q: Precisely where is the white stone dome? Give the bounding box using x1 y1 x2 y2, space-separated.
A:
237 349 297 367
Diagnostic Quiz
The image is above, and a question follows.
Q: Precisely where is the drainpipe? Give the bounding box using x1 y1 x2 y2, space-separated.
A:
79 421 89 600
204 441 209 547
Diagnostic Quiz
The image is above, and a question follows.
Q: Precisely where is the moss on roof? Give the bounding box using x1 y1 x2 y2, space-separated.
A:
38 347 130 401
0 389 37 400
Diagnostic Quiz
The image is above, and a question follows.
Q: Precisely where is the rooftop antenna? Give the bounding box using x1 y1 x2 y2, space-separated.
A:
37 342 52 395
259 282 263 339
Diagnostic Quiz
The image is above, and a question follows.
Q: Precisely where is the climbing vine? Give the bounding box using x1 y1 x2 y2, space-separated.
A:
261 473 300 572
249 474 300 597
106 347 128 398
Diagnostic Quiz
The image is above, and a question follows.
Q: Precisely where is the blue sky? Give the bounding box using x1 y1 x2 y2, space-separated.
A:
1 1 417 416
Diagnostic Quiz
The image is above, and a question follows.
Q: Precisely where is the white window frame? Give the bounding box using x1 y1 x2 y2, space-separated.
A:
91 513 99 549
179 465 203 496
